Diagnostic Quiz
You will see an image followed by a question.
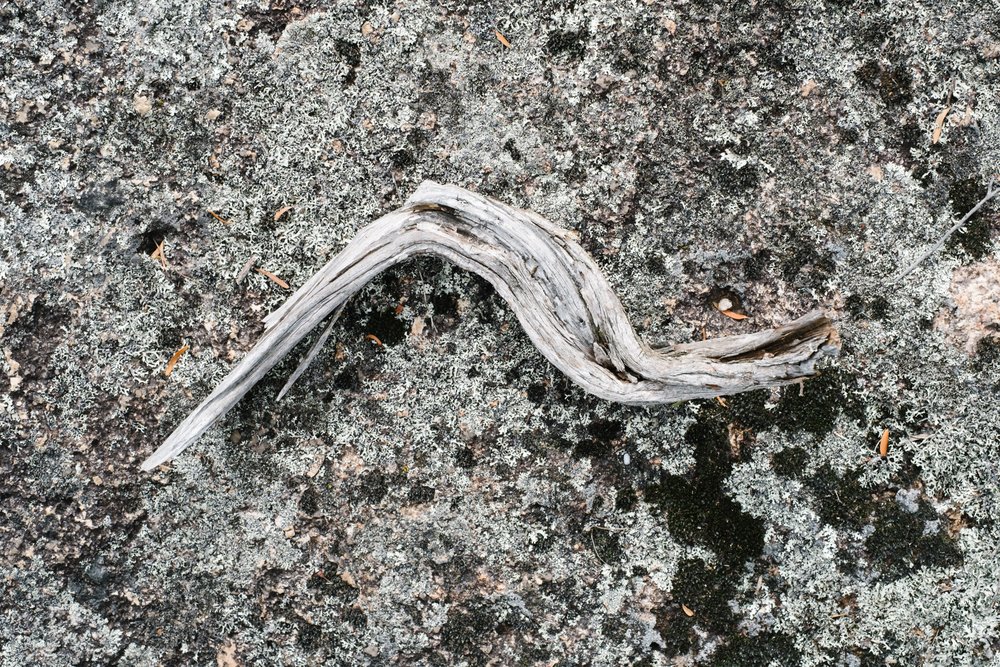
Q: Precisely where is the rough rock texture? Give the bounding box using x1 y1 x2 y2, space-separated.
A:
1 1 998 665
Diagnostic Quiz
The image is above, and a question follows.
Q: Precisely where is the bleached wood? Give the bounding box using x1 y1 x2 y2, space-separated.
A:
141 181 839 471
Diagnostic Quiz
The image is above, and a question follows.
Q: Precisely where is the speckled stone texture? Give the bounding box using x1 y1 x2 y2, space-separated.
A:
1 1 999 665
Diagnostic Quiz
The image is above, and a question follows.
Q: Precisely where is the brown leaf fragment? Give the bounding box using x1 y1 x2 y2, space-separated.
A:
273 205 293 221
720 310 750 321
365 333 383 346
256 267 289 289
164 344 190 377
208 210 231 225
931 106 950 144
681 603 695 617
495 28 511 48
879 428 889 457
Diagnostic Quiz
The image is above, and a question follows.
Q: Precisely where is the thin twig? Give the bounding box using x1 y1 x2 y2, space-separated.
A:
276 302 347 401
892 176 999 284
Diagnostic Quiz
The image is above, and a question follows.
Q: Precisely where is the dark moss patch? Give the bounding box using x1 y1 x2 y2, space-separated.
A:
455 445 475 468
439 597 527 661
865 502 963 579
771 369 863 437
353 470 388 504
643 408 764 566
771 446 809 478
708 631 801 666
503 137 522 161
334 38 361 86
363 309 407 346
654 604 696 657
526 382 547 403
669 557 736 634
716 160 759 193
945 177 995 260
743 249 772 281
299 486 320 514
586 527 623 564
778 232 837 289
802 465 873 530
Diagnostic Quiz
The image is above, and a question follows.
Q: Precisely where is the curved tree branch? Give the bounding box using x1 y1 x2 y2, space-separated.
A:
141 181 839 471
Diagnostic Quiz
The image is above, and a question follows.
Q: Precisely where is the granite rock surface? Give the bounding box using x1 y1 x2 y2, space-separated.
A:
2 0 999 665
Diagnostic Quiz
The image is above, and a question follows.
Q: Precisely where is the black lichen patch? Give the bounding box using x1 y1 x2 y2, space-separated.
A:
2 297 72 388
778 231 837 289
707 631 801 666
350 470 389 504
334 38 361 86
771 446 809 478
526 382 548 404
502 137 522 161
574 418 624 460
974 336 1000 373
855 59 913 107
438 596 527 662
715 160 759 193
865 502 963 579
743 249 772 282
406 484 436 505
545 28 589 61
845 294 891 322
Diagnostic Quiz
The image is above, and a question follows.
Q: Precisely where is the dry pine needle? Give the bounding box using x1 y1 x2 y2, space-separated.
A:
164 344 190 377
256 267 290 289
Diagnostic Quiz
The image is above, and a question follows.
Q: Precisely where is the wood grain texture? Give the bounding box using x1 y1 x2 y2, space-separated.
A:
141 181 839 471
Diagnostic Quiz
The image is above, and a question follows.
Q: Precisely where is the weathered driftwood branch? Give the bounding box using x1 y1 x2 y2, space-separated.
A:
141 181 839 471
